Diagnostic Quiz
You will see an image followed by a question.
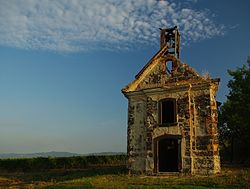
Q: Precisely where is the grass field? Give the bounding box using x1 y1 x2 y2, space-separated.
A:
0 165 249 189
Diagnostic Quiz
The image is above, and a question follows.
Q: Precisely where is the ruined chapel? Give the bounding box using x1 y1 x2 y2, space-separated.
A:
122 26 221 175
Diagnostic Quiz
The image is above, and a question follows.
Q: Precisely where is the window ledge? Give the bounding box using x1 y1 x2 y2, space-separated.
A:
159 122 178 127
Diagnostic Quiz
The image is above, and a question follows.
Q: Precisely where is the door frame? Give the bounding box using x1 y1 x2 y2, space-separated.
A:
154 135 182 173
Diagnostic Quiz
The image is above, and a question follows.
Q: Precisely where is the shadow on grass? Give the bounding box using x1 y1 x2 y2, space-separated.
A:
0 166 128 183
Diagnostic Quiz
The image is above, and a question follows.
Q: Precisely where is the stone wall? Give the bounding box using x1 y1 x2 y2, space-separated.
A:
126 82 220 175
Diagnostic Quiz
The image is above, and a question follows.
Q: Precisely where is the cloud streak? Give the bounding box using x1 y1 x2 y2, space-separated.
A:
0 0 224 52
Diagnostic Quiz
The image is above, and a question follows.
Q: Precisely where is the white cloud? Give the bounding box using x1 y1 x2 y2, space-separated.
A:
0 0 224 52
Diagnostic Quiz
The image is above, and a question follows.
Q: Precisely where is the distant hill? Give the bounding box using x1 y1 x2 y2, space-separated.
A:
0 151 126 159
87 152 126 156
0 151 81 159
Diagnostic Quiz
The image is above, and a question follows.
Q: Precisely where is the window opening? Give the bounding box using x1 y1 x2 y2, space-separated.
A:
166 60 172 74
160 99 176 125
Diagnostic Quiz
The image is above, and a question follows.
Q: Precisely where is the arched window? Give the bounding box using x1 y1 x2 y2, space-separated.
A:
159 98 177 126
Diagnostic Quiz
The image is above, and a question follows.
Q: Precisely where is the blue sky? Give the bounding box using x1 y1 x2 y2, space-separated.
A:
0 0 249 154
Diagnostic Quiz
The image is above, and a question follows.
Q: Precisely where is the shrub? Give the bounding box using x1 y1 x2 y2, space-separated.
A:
0 155 127 172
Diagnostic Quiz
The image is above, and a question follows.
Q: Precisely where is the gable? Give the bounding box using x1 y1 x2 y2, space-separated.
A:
122 47 167 93
122 48 205 93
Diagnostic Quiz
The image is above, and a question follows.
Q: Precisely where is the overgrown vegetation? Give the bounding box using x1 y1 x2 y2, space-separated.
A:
219 57 250 163
0 155 127 172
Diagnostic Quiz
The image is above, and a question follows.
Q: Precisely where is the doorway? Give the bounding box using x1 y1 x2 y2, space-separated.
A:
158 138 179 172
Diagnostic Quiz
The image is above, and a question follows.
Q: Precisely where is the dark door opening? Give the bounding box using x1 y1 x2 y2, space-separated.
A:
158 138 179 172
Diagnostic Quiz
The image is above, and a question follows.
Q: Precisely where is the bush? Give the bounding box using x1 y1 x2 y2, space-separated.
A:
0 155 127 172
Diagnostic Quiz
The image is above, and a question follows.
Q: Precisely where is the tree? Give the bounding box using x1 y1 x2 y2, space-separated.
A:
219 57 250 163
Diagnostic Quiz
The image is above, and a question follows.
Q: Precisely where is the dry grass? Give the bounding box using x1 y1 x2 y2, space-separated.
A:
0 166 249 189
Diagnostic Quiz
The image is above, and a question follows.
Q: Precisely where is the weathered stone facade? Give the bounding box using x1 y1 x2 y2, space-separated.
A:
122 27 221 175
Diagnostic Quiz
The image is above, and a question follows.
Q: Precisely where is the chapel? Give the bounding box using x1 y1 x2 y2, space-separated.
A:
122 26 221 175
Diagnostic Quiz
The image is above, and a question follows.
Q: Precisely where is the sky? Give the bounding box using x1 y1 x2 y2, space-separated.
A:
0 0 249 154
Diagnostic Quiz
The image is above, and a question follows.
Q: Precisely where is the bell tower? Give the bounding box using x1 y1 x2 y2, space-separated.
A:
160 26 180 59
